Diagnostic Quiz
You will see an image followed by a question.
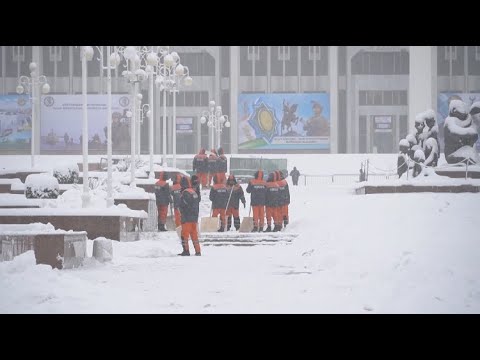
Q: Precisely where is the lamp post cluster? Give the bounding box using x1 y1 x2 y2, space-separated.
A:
153 46 192 168
16 62 50 169
200 100 230 150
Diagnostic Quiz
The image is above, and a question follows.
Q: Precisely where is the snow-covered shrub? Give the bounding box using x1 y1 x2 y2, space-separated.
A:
25 174 60 199
53 163 79 184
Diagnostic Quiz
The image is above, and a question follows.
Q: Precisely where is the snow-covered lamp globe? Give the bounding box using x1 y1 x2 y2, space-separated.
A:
184 76 193 87
146 110 152 118
42 83 50 94
123 46 137 60
175 64 185 76
207 121 213 127
209 100 215 107
200 116 206 124
136 93 143 101
29 62 37 72
16 85 24 95
110 52 121 67
225 121 231 128
164 54 174 67
83 46 94 61
171 51 180 62
146 52 158 66
219 115 225 124
126 111 132 118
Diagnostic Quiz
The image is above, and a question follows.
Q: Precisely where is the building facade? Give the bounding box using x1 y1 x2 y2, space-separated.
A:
1 46 479 155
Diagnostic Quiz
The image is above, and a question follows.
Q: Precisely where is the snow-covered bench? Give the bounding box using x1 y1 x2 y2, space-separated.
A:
0 223 87 269
0 178 22 194
0 207 148 241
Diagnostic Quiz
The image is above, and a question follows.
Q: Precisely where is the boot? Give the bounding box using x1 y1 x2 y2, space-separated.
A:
195 252 201 256
217 227 224 232
234 217 240 231
273 224 281 232
265 225 272 232
227 216 232 231
283 216 289 228
252 226 258 233
178 250 190 256
158 223 167 232
258 226 263 232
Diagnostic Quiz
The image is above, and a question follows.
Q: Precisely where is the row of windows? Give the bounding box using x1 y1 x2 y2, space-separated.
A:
351 51 409 75
159 91 210 107
358 90 408 106
239 46 329 76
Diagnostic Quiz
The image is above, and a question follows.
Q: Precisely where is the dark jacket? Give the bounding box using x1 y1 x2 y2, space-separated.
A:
193 148 208 173
276 171 290 206
209 182 229 209
217 147 228 173
179 177 200 223
155 172 172 206
170 174 183 209
265 172 280 207
246 170 267 206
289 169 300 181
397 153 408 178
208 150 218 173
226 175 246 209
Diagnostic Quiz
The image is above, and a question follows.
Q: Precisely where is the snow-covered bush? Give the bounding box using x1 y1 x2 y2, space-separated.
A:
53 163 79 184
25 174 60 199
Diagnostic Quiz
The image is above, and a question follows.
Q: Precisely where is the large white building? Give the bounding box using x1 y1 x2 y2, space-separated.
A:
1 46 479 155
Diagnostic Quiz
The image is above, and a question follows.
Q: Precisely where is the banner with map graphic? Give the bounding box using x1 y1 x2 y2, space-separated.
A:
238 93 330 150
0 95 32 152
437 92 480 151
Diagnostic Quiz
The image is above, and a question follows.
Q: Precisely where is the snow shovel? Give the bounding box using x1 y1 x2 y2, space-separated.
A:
200 204 219 232
239 205 254 232
166 204 176 231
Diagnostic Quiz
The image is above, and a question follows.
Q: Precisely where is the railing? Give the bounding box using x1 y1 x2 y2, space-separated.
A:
300 173 397 186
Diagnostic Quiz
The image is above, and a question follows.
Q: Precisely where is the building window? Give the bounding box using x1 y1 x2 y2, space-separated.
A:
247 46 260 61
12 46 25 62
476 46 480 61
49 46 62 61
308 46 321 61
277 46 290 61
444 46 457 61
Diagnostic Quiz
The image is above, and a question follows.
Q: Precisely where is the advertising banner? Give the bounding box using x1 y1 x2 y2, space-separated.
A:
437 92 480 151
238 93 330 150
176 117 193 133
0 95 32 152
40 94 132 153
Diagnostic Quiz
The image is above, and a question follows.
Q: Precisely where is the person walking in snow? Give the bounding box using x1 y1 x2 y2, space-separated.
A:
289 167 300 186
155 172 172 232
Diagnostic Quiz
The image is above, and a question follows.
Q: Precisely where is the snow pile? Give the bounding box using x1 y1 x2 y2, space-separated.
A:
25 174 60 199
0 178 22 185
0 222 56 234
53 163 79 184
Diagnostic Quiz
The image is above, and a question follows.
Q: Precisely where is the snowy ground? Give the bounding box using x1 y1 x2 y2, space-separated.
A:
1 154 480 313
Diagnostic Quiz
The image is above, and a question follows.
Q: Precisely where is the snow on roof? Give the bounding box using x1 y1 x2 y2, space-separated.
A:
0 178 22 185
0 194 45 207
0 206 148 218
0 169 49 175
0 222 87 235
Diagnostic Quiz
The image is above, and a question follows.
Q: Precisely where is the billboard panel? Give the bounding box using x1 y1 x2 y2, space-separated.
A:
0 95 32 152
176 117 193 133
40 94 132 153
437 92 480 151
238 93 330 150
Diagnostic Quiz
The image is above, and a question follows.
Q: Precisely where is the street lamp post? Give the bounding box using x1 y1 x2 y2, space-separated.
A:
94 46 121 207
200 100 230 150
116 46 148 187
154 47 192 168
16 62 50 169
80 46 94 208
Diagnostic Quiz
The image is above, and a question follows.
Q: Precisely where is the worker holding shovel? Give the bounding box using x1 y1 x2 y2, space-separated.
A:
225 174 246 231
178 176 201 256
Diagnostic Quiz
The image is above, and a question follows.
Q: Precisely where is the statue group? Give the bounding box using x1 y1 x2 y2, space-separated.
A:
397 100 480 178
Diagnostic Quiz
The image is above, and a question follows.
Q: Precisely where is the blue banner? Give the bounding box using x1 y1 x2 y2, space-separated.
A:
0 95 32 151
238 93 330 150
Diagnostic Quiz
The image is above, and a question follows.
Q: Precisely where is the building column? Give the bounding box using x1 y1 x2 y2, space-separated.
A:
408 46 437 133
267 46 271 93
329 46 338 154
230 46 239 154
346 49 353 153
33 46 42 156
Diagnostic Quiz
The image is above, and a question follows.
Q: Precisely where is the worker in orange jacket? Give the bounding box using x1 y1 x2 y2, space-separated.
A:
216 147 228 184
193 148 208 189
170 174 183 228
178 176 201 256
207 149 218 188
209 174 229 232
275 170 290 229
265 171 282 232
